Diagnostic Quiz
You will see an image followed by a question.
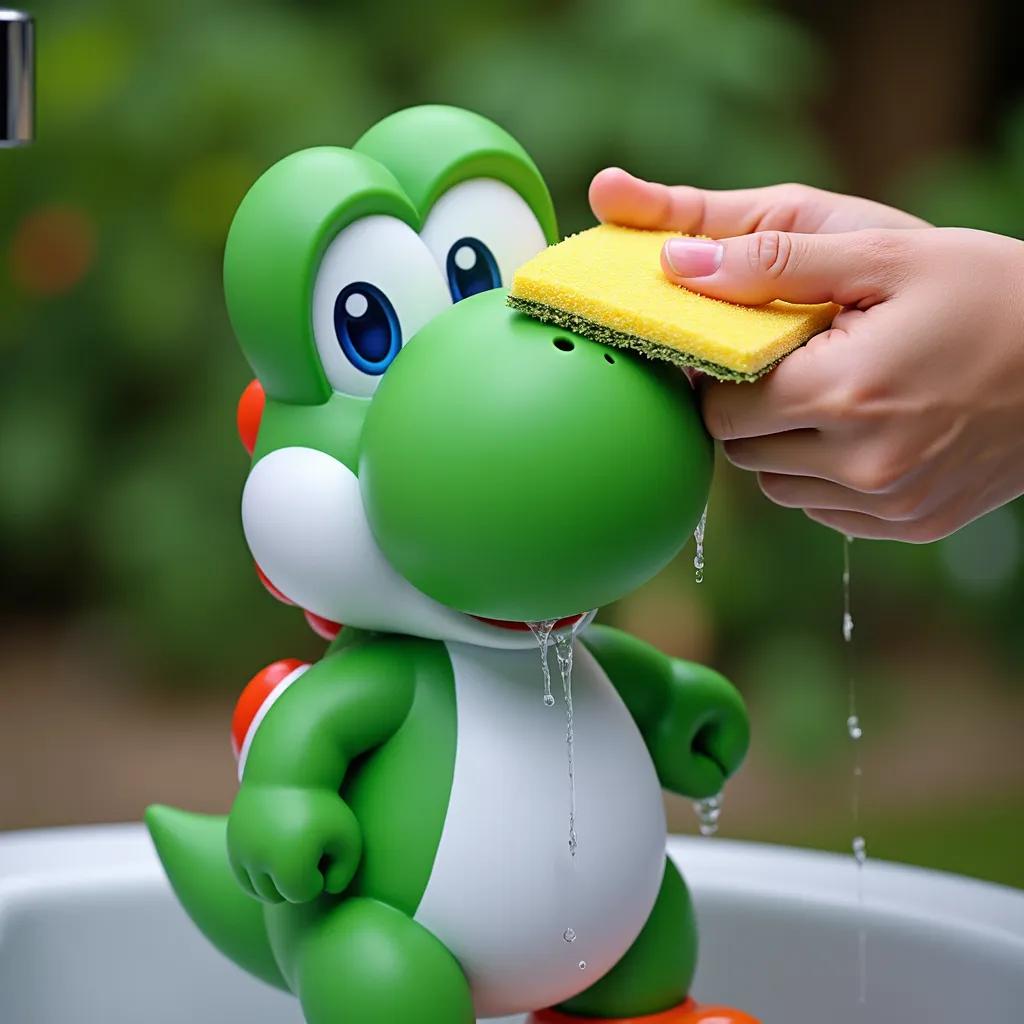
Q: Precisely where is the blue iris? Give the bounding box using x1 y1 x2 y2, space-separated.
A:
333 282 401 375
446 237 501 302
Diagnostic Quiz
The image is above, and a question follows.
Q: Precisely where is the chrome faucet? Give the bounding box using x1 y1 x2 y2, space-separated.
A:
1 9 33 146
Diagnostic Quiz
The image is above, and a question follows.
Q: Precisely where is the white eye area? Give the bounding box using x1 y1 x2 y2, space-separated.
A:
420 178 548 301
453 244 477 272
312 215 449 398
344 292 369 318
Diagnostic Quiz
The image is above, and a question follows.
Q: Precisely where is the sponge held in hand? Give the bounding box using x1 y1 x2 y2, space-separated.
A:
508 224 837 381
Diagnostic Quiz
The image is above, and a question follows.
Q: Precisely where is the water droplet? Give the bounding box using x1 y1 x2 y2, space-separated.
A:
563 928 576 943
578 960 587 970
693 791 724 837
842 536 869 1006
852 835 867 865
693 504 708 584
842 611 854 643
527 619 557 708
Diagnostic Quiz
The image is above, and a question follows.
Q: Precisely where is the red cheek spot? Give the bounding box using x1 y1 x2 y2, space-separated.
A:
304 609 342 642
237 379 266 456
254 562 296 606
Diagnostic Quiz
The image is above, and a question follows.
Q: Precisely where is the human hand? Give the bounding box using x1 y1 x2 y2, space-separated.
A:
590 169 1024 541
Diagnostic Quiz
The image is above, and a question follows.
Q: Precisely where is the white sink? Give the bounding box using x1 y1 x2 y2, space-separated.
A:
1 825 1021 1023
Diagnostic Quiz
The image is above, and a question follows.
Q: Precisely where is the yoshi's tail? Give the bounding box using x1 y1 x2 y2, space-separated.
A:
145 804 288 992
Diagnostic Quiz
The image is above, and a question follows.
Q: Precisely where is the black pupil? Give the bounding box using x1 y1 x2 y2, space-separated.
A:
447 237 500 302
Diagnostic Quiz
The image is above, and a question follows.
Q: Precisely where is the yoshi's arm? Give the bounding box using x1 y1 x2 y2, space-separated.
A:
581 623 750 799
226 637 416 905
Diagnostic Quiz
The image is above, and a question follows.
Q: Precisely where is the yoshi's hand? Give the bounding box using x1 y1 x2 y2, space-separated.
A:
650 659 750 800
582 624 750 800
227 783 362 904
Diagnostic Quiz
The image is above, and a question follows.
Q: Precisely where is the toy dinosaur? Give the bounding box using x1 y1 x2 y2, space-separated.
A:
147 105 755 1024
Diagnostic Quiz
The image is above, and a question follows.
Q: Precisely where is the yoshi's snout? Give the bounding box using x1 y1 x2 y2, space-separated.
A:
359 289 713 623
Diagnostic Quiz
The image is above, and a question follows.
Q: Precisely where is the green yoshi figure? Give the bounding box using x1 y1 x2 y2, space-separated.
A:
147 105 757 1024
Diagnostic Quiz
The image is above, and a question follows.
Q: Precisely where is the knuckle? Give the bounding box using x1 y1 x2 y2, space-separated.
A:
747 230 797 279
817 374 892 422
855 229 913 290
846 455 903 494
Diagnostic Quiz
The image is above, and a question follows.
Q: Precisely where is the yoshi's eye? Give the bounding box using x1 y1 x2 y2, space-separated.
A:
420 179 548 302
312 215 449 397
334 283 400 375
445 237 501 302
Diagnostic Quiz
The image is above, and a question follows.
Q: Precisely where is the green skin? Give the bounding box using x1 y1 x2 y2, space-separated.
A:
146 106 750 1023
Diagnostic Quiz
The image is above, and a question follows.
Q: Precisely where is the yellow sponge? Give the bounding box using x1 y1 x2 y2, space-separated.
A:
508 224 836 381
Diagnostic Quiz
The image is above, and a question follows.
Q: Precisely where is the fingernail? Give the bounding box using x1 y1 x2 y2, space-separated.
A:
664 238 723 277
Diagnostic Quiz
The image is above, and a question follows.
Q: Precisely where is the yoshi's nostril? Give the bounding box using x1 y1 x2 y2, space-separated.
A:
553 337 575 352
604 353 615 364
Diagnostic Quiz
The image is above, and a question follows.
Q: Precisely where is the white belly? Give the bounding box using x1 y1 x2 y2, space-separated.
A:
414 640 667 1019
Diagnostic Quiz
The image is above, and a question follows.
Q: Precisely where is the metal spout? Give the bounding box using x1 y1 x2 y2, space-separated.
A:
1 10 33 146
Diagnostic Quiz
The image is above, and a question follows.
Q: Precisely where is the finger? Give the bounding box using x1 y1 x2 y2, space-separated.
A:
248 870 285 904
723 431 849 484
804 507 955 543
590 170 822 237
230 861 258 899
759 473 931 521
321 832 361 894
700 339 843 440
661 229 911 308
589 169 930 237
322 852 359 895
271 852 324 904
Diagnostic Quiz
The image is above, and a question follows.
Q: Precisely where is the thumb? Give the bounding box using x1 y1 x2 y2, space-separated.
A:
661 229 909 308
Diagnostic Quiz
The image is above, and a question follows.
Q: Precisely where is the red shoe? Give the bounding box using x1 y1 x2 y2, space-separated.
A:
528 998 761 1024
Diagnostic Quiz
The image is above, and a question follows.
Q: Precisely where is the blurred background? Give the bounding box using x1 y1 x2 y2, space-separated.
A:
1 0 1021 889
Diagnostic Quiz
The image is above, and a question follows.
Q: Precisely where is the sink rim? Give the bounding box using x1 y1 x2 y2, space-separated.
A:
0 823 1021 950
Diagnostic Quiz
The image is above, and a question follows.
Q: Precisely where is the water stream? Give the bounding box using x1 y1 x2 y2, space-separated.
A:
843 535 868 1006
528 619 557 707
693 791 724 837
553 629 579 859
528 617 584 966
693 504 708 584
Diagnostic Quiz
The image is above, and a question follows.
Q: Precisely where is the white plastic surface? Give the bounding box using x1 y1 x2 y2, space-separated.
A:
311 214 450 397
418 178 548 288
241 445 597 648
415 641 666 1016
1 824 1022 1023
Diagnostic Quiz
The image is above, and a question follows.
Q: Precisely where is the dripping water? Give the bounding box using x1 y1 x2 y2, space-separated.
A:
528 619 557 707
528 617 583 960
843 535 867 1006
693 504 708 583
553 628 579 858
693 791 724 837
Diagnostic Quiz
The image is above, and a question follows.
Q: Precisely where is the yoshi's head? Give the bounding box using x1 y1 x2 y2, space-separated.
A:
231 106 712 649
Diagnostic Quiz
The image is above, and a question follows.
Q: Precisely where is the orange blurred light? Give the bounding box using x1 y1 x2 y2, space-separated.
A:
9 205 97 296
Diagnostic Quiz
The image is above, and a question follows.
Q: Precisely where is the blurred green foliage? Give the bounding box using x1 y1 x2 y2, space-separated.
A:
1 0 1022 782
898 96 1024 238
0 0 841 680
